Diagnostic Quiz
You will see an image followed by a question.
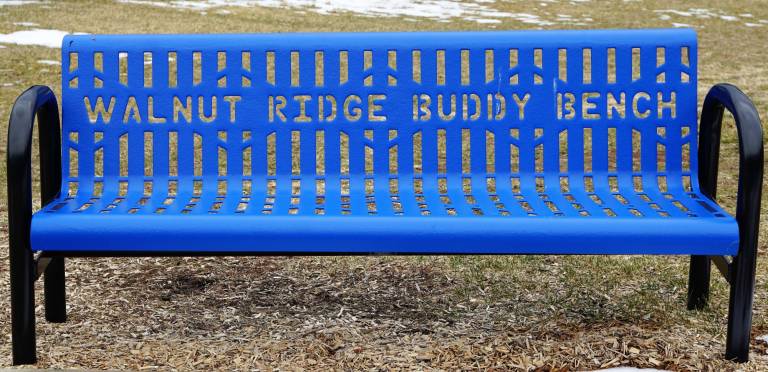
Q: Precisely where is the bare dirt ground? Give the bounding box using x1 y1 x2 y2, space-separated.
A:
0 0 767 370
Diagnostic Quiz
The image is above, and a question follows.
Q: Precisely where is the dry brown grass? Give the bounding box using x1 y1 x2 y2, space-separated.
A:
0 0 767 370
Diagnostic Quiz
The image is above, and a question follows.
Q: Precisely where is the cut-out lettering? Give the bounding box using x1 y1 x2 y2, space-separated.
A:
85 97 115 123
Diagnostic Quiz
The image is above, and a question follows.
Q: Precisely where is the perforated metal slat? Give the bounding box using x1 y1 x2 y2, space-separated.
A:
521 125 553 216
542 127 573 217
540 47 574 217
73 50 96 211
415 49 444 217
373 126 393 216
147 50 168 214
219 51 245 214
171 50 193 215
371 48 393 216
241 50 266 215
246 126 269 216
295 49 316 216
492 124 524 217
396 126 420 216
456 49 485 215
118 49 142 214
196 55 221 214
323 126 342 216
445 126 470 216
468 126 495 216
394 50 422 217
100 122 123 214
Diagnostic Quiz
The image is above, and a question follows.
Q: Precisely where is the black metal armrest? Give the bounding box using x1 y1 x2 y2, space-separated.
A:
7 85 62 238
696 83 763 362
698 83 763 249
7 86 63 365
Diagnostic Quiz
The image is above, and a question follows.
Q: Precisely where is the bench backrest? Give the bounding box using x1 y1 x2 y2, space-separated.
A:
60 29 698 215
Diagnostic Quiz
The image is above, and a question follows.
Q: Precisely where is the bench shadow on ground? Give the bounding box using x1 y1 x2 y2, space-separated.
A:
91 256 679 337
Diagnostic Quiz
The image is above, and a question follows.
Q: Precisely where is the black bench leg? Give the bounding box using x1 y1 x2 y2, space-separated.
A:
725 230 758 362
44 257 66 322
9 239 37 365
687 255 711 310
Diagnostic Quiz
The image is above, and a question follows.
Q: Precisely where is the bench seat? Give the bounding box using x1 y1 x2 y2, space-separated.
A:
32 186 737 254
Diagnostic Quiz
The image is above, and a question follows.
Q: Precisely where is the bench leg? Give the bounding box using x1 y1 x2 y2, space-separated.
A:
9 240 37 365
686 255 711 310
44 257 66 323
725 238 758 362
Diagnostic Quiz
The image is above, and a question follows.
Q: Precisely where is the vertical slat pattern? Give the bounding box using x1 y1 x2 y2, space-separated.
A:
54 31 709 221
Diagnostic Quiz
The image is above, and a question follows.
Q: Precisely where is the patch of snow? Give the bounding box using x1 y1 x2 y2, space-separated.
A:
13 22 39 27
688 8 717 18
471 18 502 24
37 59 60 65
655 8 741 22
745 22 763 27
655 8 749 26
116 0 565 25
671 22 691 28
0 29 87 48
654 9 694 17
0 0 44 6
117 0 181 8
757 334 768 343
506 12 555 26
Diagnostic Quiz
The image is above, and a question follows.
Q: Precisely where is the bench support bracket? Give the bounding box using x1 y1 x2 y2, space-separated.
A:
34 255 51 281
711 256 732 284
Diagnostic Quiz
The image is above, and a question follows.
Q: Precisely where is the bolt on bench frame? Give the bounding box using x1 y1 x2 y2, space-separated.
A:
7 29 763 364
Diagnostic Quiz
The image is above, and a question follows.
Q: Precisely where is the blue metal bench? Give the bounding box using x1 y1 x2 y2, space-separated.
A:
7 29 763 364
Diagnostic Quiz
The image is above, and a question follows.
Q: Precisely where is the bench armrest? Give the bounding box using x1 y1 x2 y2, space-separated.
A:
699 84 763 362
698 83 763 254
7 86 62 248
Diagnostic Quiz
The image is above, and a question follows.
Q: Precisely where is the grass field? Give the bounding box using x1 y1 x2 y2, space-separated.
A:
0 0 767 370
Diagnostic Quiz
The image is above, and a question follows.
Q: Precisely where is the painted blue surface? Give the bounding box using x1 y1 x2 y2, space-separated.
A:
31 29 739 254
